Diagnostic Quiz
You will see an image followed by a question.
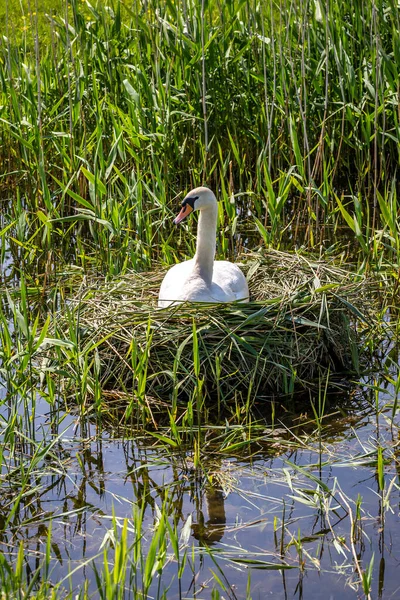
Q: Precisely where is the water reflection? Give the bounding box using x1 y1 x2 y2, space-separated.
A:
0 383 399 598
192 485 226 545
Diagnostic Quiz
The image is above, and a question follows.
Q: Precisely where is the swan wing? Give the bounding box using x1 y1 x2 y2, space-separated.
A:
212 261 249 302
158 260 196 307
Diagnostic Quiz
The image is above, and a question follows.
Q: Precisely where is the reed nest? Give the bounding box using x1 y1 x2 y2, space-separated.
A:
55 250 378 406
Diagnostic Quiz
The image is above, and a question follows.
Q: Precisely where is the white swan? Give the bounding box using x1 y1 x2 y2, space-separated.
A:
158 187 249 307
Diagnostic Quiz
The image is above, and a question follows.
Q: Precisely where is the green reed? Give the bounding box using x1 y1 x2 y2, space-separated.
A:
0 0 399 277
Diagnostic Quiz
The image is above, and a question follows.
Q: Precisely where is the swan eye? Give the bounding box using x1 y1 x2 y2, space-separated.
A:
182 195 199 210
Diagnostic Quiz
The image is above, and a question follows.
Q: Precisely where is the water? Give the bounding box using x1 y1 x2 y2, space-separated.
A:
1 228 399 598
1 385 399 599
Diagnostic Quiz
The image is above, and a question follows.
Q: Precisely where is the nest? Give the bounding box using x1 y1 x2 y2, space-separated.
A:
52 250 378 407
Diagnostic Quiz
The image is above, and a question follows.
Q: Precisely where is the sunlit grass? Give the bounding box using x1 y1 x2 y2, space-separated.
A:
1 0 399 279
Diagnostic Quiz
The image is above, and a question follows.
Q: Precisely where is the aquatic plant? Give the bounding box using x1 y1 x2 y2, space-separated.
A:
1 0 400 277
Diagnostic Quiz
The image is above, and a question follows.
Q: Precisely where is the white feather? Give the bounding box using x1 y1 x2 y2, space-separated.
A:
158 187 249 307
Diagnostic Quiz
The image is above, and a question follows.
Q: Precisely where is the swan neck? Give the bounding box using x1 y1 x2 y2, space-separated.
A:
194 206 217 285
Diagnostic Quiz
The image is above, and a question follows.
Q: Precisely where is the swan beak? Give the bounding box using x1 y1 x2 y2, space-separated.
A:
174 204 193 224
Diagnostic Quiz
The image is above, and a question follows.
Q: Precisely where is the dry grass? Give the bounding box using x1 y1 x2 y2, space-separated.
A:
51 251 379 410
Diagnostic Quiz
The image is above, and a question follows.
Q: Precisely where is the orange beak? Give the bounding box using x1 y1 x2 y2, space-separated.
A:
174 203 193 224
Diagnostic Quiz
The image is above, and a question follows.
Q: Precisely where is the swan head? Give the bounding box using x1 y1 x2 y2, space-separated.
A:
174 187 217 225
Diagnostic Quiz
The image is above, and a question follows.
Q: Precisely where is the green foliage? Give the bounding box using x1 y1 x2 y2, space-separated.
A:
1 0 400 277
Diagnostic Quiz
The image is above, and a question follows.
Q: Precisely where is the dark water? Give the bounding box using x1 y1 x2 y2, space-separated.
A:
1 382 399 599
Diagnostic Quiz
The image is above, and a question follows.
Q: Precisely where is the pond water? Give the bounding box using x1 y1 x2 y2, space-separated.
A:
1 233 399 598
1 381 399 599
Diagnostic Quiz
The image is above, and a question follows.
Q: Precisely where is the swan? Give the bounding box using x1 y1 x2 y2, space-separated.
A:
158 187 249 307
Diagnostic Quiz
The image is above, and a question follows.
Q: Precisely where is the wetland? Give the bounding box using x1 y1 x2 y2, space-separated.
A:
1 0 400 598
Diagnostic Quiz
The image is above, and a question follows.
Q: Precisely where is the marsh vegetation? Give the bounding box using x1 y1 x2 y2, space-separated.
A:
1 0 400 598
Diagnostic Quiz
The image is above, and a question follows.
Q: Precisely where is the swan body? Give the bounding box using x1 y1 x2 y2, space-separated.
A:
158 187 249 307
